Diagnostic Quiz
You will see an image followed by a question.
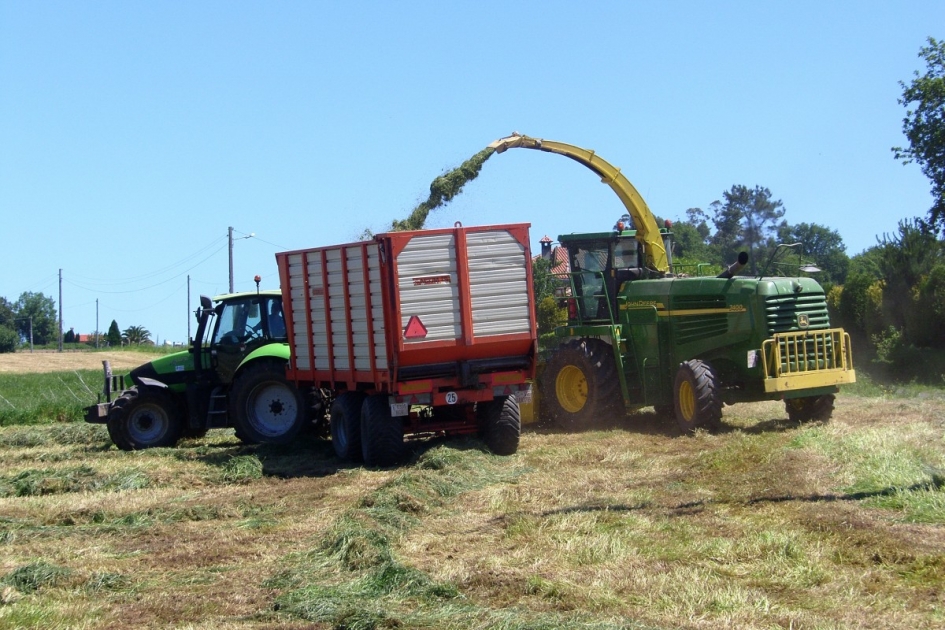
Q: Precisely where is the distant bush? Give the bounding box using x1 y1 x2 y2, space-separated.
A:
0 326 17 353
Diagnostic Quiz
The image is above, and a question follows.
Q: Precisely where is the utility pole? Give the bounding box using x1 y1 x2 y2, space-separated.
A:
187 275 191 341
58 268 63 352
228 226 234 293
95 298 100 349
228 226 255 293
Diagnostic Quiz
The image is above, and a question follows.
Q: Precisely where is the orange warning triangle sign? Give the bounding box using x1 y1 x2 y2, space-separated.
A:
403 315 428 339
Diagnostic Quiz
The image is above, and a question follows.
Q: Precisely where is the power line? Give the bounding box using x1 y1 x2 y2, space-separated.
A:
68 235 227 286
64 243 227 294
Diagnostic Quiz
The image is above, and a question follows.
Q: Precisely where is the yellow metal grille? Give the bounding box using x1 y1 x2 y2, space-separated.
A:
761 328 855 393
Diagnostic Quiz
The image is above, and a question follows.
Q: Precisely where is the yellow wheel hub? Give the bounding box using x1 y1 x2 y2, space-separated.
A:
678 380 696 421
556 365 588 413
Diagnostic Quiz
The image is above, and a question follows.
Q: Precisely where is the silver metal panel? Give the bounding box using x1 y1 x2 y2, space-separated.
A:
290 243 387 375
396 233 461 344
466 230 531 337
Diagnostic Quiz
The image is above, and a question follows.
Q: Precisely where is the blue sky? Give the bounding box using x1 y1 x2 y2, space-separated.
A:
1 1 941 344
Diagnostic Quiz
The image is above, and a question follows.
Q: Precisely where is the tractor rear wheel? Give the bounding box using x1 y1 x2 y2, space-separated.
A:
330 391 366 461
785 394 835 423
673 360 722 433
107 388 183 451
230 361 305 444
539 339 622 430
478 395 521 455
361 394 404 467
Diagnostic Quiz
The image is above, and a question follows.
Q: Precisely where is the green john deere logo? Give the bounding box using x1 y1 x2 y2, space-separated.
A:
797 314 810 329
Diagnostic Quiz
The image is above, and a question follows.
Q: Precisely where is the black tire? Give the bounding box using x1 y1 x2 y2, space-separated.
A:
330 391 366 461
107 388 182 451
785 394 835 423
230 361 305 445
538 339 622 430
361 394 404 468
478 396 521 456
673 359 722 433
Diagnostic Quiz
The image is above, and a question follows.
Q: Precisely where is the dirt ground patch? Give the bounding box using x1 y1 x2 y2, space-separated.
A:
0 350 165 374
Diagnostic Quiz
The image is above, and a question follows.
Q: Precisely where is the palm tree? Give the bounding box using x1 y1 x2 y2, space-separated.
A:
122 325 152 345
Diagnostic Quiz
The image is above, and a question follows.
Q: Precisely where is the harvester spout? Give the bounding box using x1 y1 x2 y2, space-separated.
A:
717 251 749 279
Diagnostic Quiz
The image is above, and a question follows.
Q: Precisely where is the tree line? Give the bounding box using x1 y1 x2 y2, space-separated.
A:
0 292 152 353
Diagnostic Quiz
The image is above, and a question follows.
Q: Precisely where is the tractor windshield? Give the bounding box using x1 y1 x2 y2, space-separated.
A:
212 299 263 346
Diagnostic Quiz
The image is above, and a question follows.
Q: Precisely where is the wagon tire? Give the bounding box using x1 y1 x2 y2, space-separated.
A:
361 394 404 468
478 396 521 456
330 391 366 461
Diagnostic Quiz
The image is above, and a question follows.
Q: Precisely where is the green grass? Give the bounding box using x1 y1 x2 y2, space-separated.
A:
0 370 101 426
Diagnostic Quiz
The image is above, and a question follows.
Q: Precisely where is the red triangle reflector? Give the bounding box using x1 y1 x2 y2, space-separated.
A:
404 315 428 339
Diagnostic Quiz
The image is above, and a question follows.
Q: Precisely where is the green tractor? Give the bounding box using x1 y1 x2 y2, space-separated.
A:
490 133 856 431
86 290 309 450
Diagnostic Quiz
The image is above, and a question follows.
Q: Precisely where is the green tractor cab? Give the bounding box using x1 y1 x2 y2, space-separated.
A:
86 290 308 450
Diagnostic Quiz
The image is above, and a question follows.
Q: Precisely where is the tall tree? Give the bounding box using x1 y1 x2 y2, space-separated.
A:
15 292 57 345
0 297 14 329
106 320 122 346
876 219 944 347
894 37 945 234
709 185 785 273
776 222 850 285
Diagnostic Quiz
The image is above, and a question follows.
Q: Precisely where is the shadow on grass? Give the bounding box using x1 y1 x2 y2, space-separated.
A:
527 409 823 439
525 409 682 438
177 432 357 479
527 478 944 521
179 430 498 480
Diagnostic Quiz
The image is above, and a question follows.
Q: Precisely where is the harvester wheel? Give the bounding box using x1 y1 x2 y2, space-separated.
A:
330 391 366 461
478 395 521 456
107 388 182 451
231 361 305 445
785 394 835 423
539 339 622 430
673 360 722 433
361 394 404 468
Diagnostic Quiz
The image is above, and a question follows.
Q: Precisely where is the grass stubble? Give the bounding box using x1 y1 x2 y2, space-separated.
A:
0 381 942 629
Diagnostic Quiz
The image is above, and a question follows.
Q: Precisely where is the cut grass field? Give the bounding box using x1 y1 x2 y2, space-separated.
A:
1 356 944 628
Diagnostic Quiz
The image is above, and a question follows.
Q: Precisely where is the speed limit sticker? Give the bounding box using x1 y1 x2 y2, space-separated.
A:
445 392 458 405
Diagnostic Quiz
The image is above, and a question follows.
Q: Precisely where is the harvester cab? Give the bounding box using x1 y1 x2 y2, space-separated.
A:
559 217 677 325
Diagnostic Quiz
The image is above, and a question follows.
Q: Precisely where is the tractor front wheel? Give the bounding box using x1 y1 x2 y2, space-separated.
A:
539 339 622 430
231 361 305 445
673 360 722 433
107 389 183 451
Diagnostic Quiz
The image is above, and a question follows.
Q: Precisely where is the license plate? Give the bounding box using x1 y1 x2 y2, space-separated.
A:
390 402 409 417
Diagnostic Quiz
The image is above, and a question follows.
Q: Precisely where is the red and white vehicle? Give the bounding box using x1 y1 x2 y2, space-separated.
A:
275 222 537 466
